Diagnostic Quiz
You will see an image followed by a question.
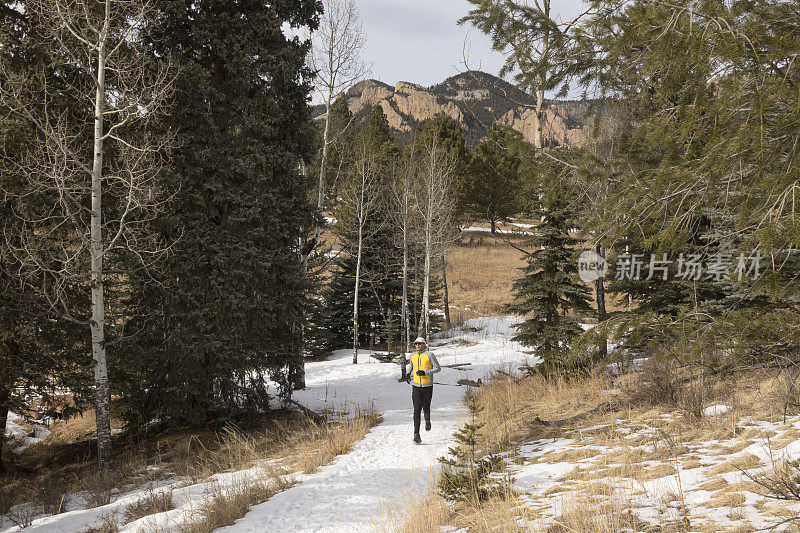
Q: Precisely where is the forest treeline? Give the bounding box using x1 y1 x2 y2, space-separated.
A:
2 0 800 478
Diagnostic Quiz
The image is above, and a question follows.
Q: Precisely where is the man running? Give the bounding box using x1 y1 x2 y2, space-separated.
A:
405 337 441 444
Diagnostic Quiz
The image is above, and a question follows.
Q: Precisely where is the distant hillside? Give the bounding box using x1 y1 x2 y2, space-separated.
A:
313 71 597 148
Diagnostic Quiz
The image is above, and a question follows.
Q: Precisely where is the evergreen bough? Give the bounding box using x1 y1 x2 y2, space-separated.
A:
508 189 591 373
438 395 506 503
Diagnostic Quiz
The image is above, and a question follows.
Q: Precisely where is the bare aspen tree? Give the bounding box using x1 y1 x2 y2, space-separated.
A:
414 136 457 340
389 154 415 380
341 147 383 364
292 0 367 389
441 252 451 330
0 0 174 473
308 0 368 254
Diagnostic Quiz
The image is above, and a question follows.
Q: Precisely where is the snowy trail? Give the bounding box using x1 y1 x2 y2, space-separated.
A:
0 318 532 533
222 317 532 533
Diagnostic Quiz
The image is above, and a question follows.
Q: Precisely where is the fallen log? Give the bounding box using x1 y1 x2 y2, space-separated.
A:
286 398 326 424
532 400 623 427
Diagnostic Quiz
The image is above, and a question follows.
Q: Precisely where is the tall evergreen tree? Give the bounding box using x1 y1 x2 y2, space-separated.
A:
509 187 591 371
463 124 524 233
122 0 322 426
412 115 469 207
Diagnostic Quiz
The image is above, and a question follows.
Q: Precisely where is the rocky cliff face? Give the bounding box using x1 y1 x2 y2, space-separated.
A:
498 106 589 147
316 72 592 148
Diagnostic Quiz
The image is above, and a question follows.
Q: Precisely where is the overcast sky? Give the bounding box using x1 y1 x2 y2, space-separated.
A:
356 0 586 88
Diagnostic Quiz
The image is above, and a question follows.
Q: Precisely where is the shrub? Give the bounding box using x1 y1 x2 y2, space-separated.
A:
438 396 508 503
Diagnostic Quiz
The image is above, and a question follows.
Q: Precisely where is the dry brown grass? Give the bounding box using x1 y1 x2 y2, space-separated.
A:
394 365 800 533
2 404 382 529
472 371 617 456
387 485 534 533
182 480 280 533
123 488 175 523
707 454 764 476
447 222 628 317
546 486 655 533
383 487 451 533
45 410 124 445
699 478 729 492
638 463 678 482
447 236 526 317
704 491 746 508
770 427 800 450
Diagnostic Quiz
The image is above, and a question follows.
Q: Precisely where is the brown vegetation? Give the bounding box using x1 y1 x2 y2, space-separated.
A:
396 365 800 531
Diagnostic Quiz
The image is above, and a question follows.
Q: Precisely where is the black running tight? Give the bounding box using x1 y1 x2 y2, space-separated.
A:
412 385 433 434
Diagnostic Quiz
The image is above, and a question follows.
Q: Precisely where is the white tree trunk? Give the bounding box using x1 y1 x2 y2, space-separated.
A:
352 214 363 365
420 203 432 340
534 1 550 151
442 252 451 331
400 200 409 379
91 30 112 473
316 95 333 242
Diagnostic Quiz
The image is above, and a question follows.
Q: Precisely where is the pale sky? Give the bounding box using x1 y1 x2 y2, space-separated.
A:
357 0 587 89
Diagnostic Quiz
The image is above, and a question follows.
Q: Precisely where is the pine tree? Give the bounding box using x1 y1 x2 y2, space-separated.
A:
463 124 524 233
459 0 584 150
122 0 321 426
509 188 592 372
438 395 505 503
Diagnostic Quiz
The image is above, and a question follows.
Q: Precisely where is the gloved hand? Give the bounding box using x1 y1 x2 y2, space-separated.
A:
404 373 411 383
416 370 425 376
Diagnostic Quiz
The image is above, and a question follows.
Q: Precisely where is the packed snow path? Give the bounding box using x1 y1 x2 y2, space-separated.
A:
223 317 532 533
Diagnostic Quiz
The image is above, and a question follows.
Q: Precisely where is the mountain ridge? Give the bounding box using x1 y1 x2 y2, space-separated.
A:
313 71 593 147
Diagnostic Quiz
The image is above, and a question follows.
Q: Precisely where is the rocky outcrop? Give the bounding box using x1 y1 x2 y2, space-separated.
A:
392 81 464 126
322 72 593 148
378 100 411 132
498 105 589 148
346 79 394 115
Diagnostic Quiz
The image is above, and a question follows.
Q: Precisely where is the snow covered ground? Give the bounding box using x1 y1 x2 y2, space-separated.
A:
4 412 51 453
6 316 800 532
502 413 800 531
220 317 532 532
1 317 533 533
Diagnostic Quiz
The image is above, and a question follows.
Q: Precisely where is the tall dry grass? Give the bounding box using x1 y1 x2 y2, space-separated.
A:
447 236 526 317
292 405 382 474
180 407 380 532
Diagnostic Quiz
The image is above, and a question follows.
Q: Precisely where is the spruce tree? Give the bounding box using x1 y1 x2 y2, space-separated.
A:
509 188 592 372
122 0 321 426
438 395 504 503
463 124 524 233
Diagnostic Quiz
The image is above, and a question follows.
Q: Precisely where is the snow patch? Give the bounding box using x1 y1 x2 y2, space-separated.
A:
4 412 51 453
703 404 730 417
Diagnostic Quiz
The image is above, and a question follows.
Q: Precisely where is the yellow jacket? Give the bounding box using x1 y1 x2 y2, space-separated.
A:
407 351 441 387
